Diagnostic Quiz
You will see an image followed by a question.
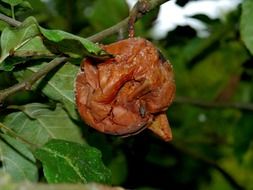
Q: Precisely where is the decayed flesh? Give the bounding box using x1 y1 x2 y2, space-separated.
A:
75 37 175 141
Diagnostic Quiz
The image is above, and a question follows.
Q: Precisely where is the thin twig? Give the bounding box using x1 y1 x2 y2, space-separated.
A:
0 1 252 113
87 18 129 42
88 0 169 42
0 57 67 103
0 0 169 42
128 0 167 37
11 5 15 20
0 0 169 103
175 96 253 112
0 13 21 27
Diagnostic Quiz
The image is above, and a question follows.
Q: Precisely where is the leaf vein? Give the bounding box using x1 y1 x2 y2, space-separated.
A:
42 147 87 183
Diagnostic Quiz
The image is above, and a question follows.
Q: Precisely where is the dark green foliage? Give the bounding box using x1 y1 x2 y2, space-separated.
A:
35 139 111 184
241 0 253 55
0 134 38 181
0 0 253 189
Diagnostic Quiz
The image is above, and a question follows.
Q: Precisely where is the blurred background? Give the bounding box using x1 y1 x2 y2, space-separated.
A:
4 0 253 189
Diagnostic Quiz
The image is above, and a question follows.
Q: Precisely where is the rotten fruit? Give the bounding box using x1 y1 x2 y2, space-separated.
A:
75 37 175 141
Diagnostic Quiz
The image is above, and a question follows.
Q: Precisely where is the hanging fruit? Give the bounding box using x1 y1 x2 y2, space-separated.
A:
75 37 175 141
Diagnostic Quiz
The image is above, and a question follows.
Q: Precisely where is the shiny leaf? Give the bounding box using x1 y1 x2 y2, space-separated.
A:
35 139 111 184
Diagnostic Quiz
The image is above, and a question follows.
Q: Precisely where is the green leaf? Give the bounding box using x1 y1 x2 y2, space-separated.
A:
35 139 111 184
0 4 11 17
0 16 110 70
240 0 253 55
233 112 253 161
14 62 79 119
0 17 39 64
13 36 54 57
0 20 8 31
1 0 24 6
17 1 32 10
39 63 79 119
1 36 54 71
39 27 106 57
1 103 84 146
0 134 38 182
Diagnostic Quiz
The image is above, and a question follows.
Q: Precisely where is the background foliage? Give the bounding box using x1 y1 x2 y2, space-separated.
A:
0 0 253 189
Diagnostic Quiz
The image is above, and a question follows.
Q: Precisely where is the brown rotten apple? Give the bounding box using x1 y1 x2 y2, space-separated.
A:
75 37 175 141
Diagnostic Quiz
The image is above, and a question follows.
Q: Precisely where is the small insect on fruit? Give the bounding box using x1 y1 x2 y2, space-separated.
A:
75 37 175 141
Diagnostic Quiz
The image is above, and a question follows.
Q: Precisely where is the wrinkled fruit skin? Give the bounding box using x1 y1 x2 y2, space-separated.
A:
75 37 175 141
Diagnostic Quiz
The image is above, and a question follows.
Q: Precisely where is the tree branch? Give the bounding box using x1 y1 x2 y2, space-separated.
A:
0 13 21 27
0 57 67 104
88 0 169 42
0 1 169 42
0 0 169 104
175 96 253 112
0 1 252 113
87 18 129 42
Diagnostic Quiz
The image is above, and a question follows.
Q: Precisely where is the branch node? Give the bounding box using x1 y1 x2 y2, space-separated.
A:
138 0 151 14
0 0 169 103
24 82 32 90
